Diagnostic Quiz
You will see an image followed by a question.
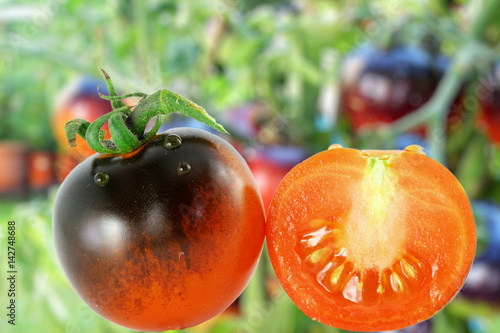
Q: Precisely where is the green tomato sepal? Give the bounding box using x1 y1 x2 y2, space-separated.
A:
64 69 227 155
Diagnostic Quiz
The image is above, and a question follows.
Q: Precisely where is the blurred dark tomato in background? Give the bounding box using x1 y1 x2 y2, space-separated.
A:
340 45 437 129
477 62 500 145
461 201 500 304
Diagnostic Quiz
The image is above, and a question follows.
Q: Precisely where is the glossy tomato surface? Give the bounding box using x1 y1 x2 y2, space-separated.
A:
340 45 437 129
266 145 476 331
53 128 265 331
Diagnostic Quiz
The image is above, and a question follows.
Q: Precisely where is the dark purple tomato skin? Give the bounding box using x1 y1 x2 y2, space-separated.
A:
461 261 500 304
53 128 265 331
375 320 432 333
460 201 500 304
340 45 437 129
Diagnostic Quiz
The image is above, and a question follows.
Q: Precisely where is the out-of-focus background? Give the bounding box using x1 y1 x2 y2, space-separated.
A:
1 0 500 332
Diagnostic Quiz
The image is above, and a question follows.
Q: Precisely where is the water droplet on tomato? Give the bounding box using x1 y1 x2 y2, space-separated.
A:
94 172 110 187
177 162 191 175
328 144 343 150
163 134 182 150
404 145 426 155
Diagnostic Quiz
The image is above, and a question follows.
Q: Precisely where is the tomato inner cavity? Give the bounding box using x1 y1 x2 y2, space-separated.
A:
294 155 431 306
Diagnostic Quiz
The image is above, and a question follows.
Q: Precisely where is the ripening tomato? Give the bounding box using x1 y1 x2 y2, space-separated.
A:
223 102 268 139
53 128 265 331
266 144 476 331
340 45 437 129
477 62 500 144
246 145 308 211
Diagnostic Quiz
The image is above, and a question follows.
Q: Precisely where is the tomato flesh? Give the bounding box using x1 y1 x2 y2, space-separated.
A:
266 145 476 331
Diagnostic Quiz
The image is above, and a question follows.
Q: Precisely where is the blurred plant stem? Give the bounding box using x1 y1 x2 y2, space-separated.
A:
371 0 500 164
132 0 152 85
470 0 500 42
392 48 474 163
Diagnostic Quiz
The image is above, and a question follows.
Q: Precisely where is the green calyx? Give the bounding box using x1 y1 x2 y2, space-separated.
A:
64 69 228 155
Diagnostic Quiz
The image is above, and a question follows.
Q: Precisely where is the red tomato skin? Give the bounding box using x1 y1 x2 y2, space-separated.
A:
266 147 476 332
246 145 308 212
248 159 289 212
53 128 265 331
478 63 500 144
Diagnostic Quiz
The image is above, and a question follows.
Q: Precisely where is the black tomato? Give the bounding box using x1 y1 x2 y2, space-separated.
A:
340 45 437 129
53 127 265 331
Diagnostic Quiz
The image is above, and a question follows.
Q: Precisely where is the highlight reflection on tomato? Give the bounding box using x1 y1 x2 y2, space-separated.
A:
266 144 476 332
53 128 265 331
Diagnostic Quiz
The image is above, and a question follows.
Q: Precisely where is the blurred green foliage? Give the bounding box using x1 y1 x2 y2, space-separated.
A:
1 0 500 332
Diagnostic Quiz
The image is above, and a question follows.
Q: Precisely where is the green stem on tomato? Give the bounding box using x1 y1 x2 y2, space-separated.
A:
64 71 227 155
127 89 227 136
100 69 127 110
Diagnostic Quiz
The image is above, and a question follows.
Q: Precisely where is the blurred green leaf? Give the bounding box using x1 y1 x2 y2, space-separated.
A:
1 1 500 332
455 134 488 198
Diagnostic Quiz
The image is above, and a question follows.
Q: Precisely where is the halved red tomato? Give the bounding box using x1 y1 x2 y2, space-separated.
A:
266 145 476 332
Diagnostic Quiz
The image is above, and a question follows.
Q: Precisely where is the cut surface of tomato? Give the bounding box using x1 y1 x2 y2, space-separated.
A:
266 145 476 332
